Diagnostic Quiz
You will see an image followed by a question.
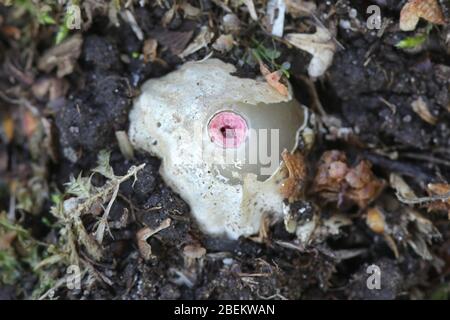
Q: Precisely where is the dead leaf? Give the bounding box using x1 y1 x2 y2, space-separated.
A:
136 227 153 261
384 234 400 259
259 62 289 96
2 113 14 143
400 0 446 31
346 160 385 208
0 231 16 250
212 34 234 53
37 34 83 78
136 218 171 260
285 25 336 77
32 77 69 101
115 131 134 160
243 0 258 21
366 207 386 234
365 207 399 258
180 2 202 19
22 109 39 139
143 38 158 63
426 183 450 218
312 150 384 208
120 10 144 41
405 208 441 260
179 26 213 59
222 13 241 34
390 173 417 200
280 150 307 202
183 244 206 259
162 5 177 27
1 25 20 40
285 0 317 17
151 28 193 56
411 96 437 125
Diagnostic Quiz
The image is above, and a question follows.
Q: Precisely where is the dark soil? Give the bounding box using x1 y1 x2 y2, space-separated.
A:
0 0 449 300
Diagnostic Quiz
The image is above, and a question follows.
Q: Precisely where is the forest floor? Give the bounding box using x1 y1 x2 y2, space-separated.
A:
0 0 449 300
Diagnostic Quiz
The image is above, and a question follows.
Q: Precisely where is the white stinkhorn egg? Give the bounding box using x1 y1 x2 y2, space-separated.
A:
129 58 309 239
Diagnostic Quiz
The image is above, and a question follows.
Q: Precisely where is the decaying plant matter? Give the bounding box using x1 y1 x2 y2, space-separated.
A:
1 0 449 300
51 150 144 264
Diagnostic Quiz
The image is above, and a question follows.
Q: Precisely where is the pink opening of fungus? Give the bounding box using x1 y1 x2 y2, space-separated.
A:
208 111 248 148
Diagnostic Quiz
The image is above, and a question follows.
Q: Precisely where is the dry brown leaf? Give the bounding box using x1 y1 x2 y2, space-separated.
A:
313 150 347 195
411 96 437 125
426 183 450 218
366 207 386 234
179 26 213 59
285 25 336 77
400 0 446 31
365 207 399 258
390 173 417 200
384 234 400 259
0 231 16 250
243 0 258 21
136 218 171 261
312 151 384 208
2 113 14 143
259 62 289 96
222 13 240 34
285 0 316 17
22 109 39 139
152 29 193 56
136 227 153 261
162 5 177 27
32 77 69 101
212 34 234 53
1 25 20 40
183 244 206 259
280 150 307 202
180 2 202 18
143 38 158 63
37 34 83 78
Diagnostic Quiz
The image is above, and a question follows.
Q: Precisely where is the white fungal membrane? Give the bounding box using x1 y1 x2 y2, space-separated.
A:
129 59 307 239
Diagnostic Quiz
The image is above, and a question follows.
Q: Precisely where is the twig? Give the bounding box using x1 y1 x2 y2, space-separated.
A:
400 152 450 168
395 191 450 205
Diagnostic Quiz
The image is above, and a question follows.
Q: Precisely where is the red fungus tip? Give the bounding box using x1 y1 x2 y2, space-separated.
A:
208 111 248 148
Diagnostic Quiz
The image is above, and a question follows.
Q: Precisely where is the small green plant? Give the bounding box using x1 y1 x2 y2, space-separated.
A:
15 0 56 25
396 24 433 49
250 39 291 78
50 150 145 264
0 212 52 291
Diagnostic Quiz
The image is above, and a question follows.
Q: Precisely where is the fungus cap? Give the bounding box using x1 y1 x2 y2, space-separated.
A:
129 59 309 238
